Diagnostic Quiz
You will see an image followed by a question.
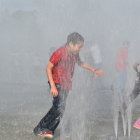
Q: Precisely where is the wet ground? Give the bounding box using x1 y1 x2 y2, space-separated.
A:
1 83 140 140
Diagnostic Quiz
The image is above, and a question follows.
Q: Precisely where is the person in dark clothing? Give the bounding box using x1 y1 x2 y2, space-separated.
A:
122 63 140 111
128 63 140 103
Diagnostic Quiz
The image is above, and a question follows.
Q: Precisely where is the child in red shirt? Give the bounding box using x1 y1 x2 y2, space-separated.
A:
33 32 104 139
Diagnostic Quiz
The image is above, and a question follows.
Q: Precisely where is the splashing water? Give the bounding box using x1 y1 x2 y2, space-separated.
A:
126 102 133 139
113 86 127 138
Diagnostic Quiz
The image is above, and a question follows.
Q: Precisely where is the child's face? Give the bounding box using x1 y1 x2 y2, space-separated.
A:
69 41 84 54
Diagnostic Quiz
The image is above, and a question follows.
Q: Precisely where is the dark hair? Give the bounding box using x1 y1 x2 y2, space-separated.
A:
66 32 84 45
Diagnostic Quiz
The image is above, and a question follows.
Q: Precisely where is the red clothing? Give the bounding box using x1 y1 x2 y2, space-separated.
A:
115 47 128 70
49 46 80 90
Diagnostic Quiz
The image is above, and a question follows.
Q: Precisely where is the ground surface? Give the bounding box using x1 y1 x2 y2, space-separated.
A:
1 83 140 140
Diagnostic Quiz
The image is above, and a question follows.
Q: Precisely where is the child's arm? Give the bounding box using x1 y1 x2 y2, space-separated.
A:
46 61 58 97
77 61 104 76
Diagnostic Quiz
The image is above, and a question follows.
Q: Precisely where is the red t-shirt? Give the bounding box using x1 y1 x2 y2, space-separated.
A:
49 46 80 90
115 47 128 70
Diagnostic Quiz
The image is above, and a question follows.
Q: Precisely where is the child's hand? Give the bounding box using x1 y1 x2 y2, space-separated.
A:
50 86 58 97
94 70 104 76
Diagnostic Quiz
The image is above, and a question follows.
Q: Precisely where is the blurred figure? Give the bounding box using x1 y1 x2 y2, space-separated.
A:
112 42 130 136
81 41 93 65
130 63 140 103
91 44 102 68
123 63 140 110
90 43 104 91
132 62 140 128
114 41 130 93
